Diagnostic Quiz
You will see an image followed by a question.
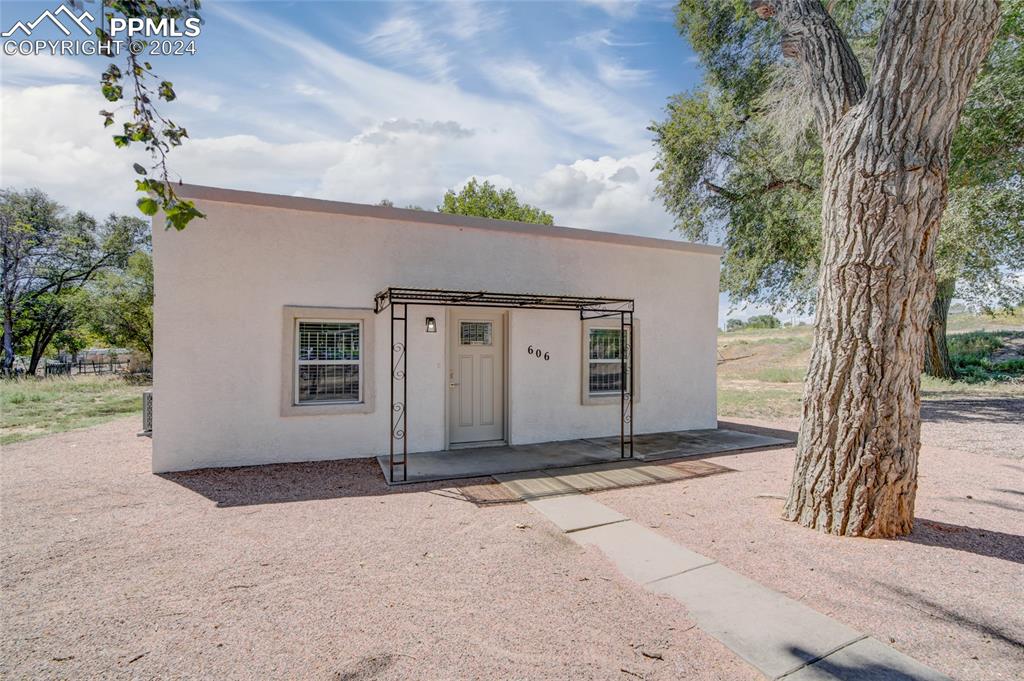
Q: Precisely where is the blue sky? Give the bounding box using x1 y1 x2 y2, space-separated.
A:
1 0 775 323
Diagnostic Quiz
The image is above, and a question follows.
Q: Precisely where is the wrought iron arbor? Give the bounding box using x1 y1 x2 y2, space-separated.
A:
374 287 635 482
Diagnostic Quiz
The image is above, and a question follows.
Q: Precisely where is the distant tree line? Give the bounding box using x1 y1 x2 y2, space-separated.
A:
1 188 152 376
725 315 783 332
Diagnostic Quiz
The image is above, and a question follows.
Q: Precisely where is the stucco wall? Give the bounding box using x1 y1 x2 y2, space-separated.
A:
152 198 720 472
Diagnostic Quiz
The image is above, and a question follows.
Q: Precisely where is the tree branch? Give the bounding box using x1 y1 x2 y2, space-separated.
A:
763 178 817 194
754 0 866 135
859 0 1001 162
703 180 740 201
705 177 815 202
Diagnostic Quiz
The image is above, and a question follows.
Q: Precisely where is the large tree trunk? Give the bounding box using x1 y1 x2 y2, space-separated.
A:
765 0 1000 537
923 278 956 379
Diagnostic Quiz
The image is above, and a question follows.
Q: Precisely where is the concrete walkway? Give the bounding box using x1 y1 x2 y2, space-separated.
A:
496 468 951 681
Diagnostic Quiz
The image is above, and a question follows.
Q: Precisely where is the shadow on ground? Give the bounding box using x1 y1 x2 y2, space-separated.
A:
902 518 1024 565
920 397 1023 425
872 580 1024 650
160 458 462 507
718 419 798 442
161 450 747 509
784 643 942 681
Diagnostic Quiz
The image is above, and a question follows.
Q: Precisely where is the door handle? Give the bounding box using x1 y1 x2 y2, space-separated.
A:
449 382 459 388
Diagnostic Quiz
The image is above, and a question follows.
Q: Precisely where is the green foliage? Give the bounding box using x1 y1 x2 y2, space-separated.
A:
96 1 204 230
1 189 148 373
946 331 1024 382
654 0 1024 314
438 178 554 225
87 250 154 358
378 199 425 210
673 0 779 118
746 314 781 329
725 314 782 332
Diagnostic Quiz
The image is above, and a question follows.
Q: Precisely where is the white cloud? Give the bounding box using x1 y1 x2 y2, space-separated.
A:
444 1 505 41
2 81 679 242
2 6 686 244
363 13 453 82
482 60 649 151
210 3 545 156
292 82 328 98
358 2 502 82
596 59 652 87
609 166 639 183
177 91 223 113
0 84 145 216
0 53 93 84
570 28 648 50
522 152 671 237
580 0 641 19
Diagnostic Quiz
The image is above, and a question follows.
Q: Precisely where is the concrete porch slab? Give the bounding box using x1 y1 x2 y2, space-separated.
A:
649 563 863 679
585 428 793 462
378 428 790 484
378 438 619 484
571 520 715 584
520 493 628 533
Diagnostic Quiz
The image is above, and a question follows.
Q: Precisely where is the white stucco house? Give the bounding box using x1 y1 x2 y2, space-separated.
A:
151 185 723 480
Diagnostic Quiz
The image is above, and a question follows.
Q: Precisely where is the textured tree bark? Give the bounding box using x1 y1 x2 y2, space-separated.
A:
923 279 956 380
765 0 1000 537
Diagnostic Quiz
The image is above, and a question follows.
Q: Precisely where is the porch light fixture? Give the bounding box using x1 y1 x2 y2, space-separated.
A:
425 317 437 333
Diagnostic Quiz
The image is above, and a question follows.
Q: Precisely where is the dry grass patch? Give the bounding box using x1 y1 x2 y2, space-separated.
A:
0 374 148 445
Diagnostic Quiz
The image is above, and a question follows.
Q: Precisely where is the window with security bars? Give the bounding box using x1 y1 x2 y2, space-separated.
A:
588 327 631 395
460 321 492 345
296 321 361 404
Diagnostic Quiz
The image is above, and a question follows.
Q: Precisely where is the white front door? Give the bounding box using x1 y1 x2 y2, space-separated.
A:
448 311 505 445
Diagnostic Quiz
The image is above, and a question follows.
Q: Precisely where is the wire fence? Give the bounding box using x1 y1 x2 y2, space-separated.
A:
43 359 133 377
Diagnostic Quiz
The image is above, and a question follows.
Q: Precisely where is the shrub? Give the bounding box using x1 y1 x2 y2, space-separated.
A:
946 331 1024 382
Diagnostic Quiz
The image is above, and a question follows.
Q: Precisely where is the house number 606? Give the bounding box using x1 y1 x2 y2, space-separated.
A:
527 345 550 361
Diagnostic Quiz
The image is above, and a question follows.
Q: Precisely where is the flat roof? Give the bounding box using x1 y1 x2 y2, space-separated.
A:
175 184 724 256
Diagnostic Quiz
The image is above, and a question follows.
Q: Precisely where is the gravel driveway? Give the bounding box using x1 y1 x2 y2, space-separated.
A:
3 408 1021 680
1 418 754 680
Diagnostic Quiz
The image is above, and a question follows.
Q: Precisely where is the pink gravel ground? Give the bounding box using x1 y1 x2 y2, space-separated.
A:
1 417 757 680
595 417 1024 681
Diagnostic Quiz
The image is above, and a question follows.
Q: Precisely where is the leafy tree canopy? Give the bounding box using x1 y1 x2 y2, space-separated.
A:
438 178 554 225
1 188 148 373
651 0 1024 314
87 249 154 359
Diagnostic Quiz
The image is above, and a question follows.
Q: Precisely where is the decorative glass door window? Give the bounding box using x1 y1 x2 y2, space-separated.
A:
296 321 361 403
587 327 631 395
460 321 492 346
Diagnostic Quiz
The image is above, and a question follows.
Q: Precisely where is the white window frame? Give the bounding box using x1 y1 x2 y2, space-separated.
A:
294 319 363 406
281 306 375 417
580 317 639 406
